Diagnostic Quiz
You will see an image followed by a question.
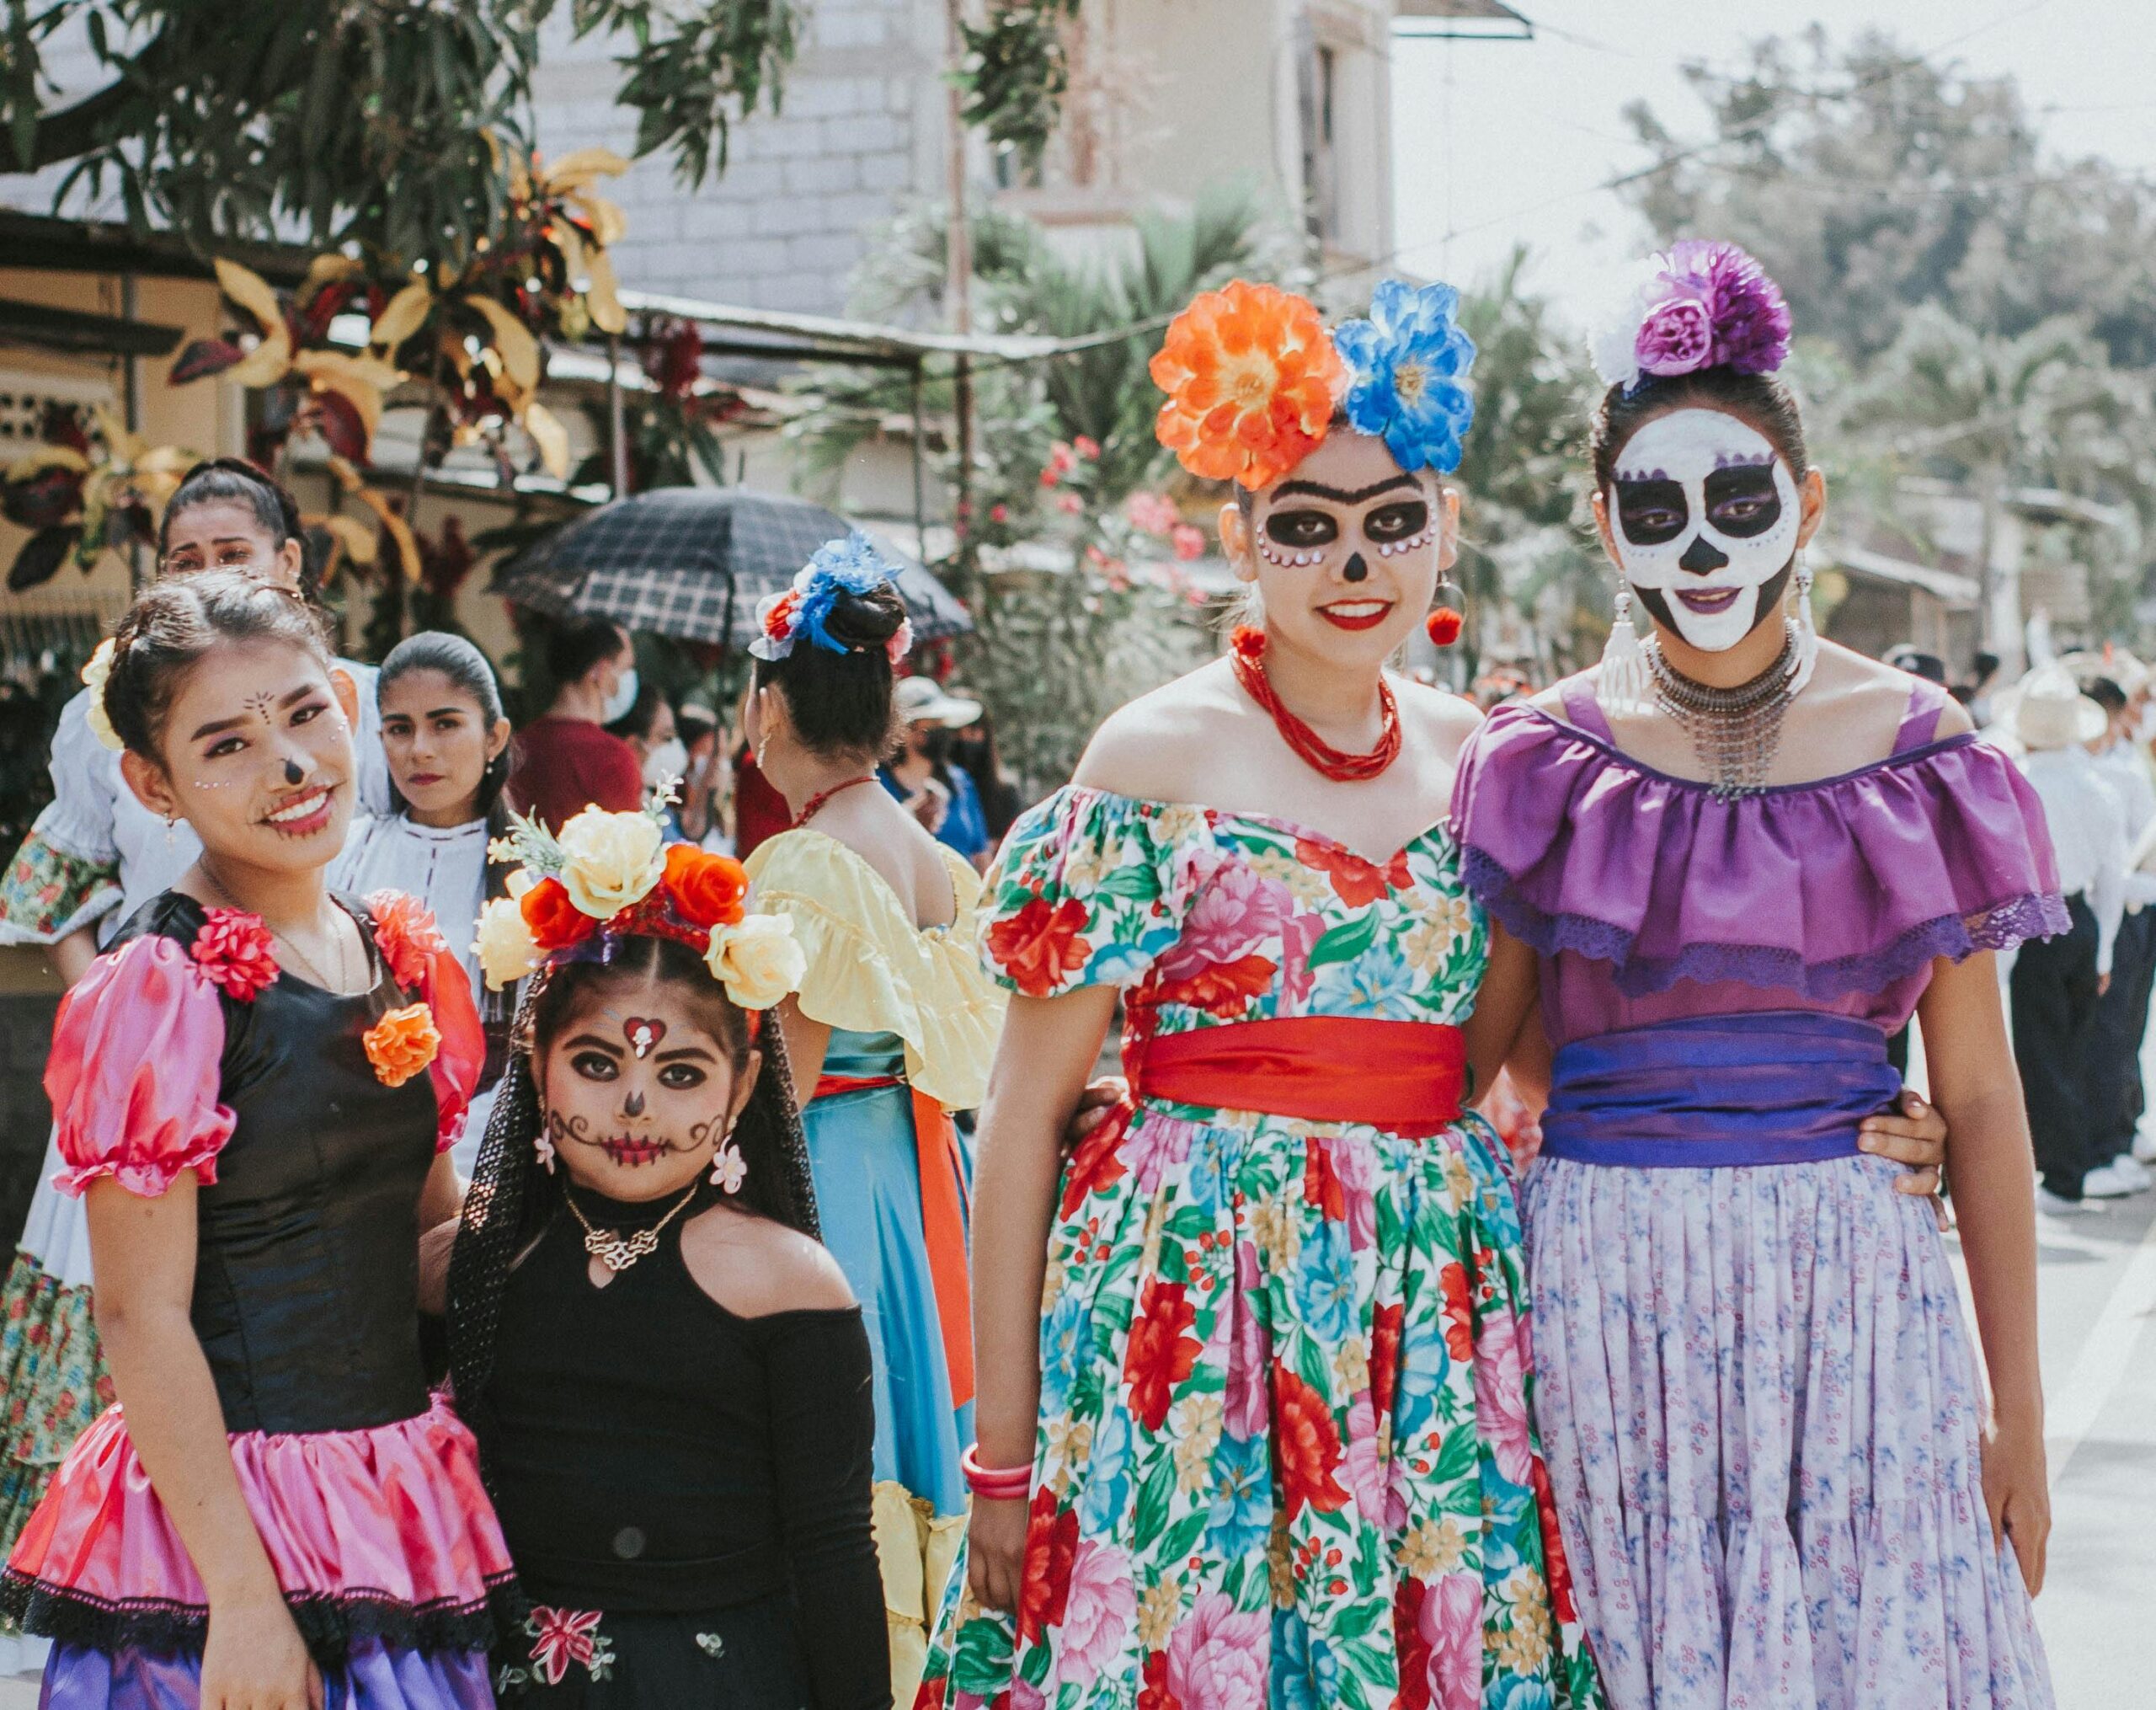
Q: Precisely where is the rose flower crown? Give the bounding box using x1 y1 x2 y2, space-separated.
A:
474 790 807 1012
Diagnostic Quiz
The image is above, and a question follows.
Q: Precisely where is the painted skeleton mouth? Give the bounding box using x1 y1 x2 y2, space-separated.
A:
1674 587 1742 614
600 1136 669 1167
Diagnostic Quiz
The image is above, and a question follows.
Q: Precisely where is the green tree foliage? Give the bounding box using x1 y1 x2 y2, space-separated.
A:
0 0 799 272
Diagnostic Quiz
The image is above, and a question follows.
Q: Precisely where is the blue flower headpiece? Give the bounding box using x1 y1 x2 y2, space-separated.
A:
1332 280 1477 476
750 531 913 663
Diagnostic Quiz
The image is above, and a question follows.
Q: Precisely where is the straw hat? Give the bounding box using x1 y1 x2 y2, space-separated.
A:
1996 660 2108 751
894 675 982 728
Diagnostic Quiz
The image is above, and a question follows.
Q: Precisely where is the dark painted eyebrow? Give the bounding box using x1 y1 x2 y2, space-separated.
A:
654 1045 719 1063
1269 474 1421 505
563 1032 624 1055
189 682 319 741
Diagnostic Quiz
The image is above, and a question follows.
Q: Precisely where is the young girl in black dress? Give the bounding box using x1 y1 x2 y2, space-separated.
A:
443 805 890 1708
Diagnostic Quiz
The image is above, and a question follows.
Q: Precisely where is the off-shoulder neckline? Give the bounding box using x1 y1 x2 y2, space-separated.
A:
1509 703 1983 799
1054 783 1456 869
753 826 963 936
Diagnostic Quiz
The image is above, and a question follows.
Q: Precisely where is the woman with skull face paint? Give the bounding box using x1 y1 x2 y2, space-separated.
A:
1453 243 2058 1707
2 572 510 1709
916 281 1604 1710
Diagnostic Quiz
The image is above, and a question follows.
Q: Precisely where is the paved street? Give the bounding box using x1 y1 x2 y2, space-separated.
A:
0 1168 2148 1709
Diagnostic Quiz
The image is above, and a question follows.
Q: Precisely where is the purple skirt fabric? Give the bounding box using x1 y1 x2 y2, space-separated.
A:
1520 1152 2052 1710
40 1641 494 1709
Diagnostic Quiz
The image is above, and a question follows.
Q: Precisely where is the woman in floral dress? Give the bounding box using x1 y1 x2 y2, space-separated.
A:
918 281 1602 1710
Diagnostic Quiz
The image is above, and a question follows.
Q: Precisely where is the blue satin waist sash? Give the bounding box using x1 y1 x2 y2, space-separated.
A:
1540 1011 1902 1168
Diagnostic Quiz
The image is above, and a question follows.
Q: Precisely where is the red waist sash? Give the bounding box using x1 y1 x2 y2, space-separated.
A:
811 1072 974 1410
1130 1016 1467 1136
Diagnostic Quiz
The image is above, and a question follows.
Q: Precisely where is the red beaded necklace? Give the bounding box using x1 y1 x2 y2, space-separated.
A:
1228 626 1401 783
792 774 878 828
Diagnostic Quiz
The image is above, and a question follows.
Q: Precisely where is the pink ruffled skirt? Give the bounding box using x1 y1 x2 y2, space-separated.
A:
3 1395 515 1691
1522 1152 2052 1710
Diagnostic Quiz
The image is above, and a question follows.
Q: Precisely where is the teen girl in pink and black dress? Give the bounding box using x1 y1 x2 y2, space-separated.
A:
2 571 511 1708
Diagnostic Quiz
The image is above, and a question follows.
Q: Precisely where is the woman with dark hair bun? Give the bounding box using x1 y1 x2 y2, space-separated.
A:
739 533 1005 1698
1453 243 2057 1707
336 630 518 1172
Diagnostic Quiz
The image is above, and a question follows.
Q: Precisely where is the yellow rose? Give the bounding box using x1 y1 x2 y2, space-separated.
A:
81 639 123 753
704 912 806 1010
472 895 543 990
555 807 664 918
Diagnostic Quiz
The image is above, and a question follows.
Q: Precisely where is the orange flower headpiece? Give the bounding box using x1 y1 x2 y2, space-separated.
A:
1149 281 1345 490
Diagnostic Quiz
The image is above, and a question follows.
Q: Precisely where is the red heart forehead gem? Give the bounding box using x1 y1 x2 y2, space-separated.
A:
624 1017 667 1059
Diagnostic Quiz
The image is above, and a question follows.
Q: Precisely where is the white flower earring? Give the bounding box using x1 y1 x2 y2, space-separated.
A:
710 1136 747 1194
535 1128 557 1173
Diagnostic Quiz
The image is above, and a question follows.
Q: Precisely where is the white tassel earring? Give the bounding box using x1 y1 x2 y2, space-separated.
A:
1597 585 1652 718
1788 553 1820 697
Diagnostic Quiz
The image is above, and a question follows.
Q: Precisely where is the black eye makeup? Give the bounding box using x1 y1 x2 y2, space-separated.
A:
1264 509 1340 549
1364 500 1430 544
570 1050 620 1082
656 1063 707 1090
1613 477 1689 546
1701 466 1783 538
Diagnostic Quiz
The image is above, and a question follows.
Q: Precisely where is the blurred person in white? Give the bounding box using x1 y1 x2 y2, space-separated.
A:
2002 661 2131 1212
2079 659 2156 1186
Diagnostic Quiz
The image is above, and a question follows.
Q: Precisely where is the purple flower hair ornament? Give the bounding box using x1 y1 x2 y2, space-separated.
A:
1589 239 1792 393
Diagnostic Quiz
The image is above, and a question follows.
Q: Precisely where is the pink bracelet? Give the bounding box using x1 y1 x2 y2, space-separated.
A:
961 1444 1030 1499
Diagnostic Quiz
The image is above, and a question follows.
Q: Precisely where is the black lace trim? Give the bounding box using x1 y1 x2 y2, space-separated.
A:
0 1568 522 1665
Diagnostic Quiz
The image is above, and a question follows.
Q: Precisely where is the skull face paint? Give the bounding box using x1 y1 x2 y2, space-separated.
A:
1608 409 1801 653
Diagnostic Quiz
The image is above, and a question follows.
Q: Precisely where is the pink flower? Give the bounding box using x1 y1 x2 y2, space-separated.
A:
990 503 1011 523
1157 853 1291 976
1164 1591 1268 1709
1225 1240 1270 1438
1420 1573 1484 1710
527 1606 604 1686
1125 490 1179 536
1325 1130 1380 1249
189 907 278 1002
1122 1114 1198 1194
366 889 447 991
1171 523 1207 561
1052 1538 1134 1686
1342 1392 1409 1530
1072 435 1101 459
1472 1303 1535 1486
1634 292 1713 377
1056 492 1084 515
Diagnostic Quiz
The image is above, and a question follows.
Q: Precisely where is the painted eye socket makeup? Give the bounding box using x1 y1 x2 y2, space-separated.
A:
655 1062 707 1091
570 1050 620 1082
1701 465 1782 537
1364 500 1430 544
1614 478 1688 546
1265 510 1339 549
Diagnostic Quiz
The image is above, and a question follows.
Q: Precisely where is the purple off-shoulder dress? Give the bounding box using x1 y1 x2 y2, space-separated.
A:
1453 676 2062 1710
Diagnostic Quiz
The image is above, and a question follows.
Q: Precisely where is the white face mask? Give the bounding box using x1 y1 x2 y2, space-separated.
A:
1607 409 1801 652
601 664 639 725
642 737 688 790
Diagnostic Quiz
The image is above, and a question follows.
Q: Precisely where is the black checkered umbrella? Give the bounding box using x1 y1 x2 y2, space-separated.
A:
492 487 971 647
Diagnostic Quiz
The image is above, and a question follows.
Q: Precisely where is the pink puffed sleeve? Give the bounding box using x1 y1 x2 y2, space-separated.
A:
45 935 235 1198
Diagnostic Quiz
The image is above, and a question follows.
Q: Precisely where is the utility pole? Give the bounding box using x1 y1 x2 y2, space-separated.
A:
945 0 976 601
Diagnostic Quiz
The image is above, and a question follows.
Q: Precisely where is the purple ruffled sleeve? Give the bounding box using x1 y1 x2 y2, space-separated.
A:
1450 703 2070 1000
45 934 235 1198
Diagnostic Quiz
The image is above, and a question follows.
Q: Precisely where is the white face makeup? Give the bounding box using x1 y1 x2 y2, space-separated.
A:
1607 409 1801 652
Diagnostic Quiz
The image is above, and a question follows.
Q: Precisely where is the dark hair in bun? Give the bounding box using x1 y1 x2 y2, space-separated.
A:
1589 365 1810 494
158 457 322 601
103 569 335 761
751 580 906 761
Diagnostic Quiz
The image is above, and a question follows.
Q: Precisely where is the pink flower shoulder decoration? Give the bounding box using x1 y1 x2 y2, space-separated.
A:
526 1606 611 1686
189 908 279 1002
366 890 449 991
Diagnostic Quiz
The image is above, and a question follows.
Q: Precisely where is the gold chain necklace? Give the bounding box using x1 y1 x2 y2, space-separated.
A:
564 1179 702 1274
197 862 358 995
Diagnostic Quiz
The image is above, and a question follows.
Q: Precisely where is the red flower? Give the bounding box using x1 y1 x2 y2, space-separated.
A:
189 907 278 1002
1302 1135 1347 1222
1155 954 1276 1019
1017 1485 1080 1643
764 589 803 641
663 843 748 928
915 1676 948 1710
1369 1300 1404 1421
1059 1102 1131 1219
1529 1453 1579 1625
1270 1360 1348 1520
1438 1260 1476 1365
1139 1649 1180 1710
520 876 599 952
1392 1576 1433 1710
1294 838 1413 908
366 890 447 991
1123 1277 1201 1430
985 893 1092 997
527 1606 604 1686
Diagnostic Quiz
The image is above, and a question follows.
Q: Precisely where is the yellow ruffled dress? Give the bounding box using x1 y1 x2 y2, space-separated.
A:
743 831 1006 1702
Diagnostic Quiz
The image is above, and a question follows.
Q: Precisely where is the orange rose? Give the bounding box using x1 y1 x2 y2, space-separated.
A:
366 889 448 991
663 843 748 928
1150 280 1343 489
520 876 599 950
364 1002 440 1089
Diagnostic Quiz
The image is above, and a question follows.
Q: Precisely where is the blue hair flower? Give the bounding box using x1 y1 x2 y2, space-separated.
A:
1333 279 1477 475
750 530 905 660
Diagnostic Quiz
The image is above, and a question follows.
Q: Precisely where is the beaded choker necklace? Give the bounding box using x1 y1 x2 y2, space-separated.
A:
1228 626 1401 783
1644 620 1801 799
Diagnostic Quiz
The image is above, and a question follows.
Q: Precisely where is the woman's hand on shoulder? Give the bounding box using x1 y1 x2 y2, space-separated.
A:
680 1206 856 1317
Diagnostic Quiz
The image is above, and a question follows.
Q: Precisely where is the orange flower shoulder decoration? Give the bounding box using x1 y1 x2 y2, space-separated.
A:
1149 281 1344 490
364 1002 441 1089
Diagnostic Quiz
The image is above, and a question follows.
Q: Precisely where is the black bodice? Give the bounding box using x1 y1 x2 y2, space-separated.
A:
478 1190 887 1707
119 892 437 1435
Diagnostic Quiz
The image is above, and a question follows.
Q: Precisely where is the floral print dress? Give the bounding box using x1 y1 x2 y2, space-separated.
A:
918 788 1600 1710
